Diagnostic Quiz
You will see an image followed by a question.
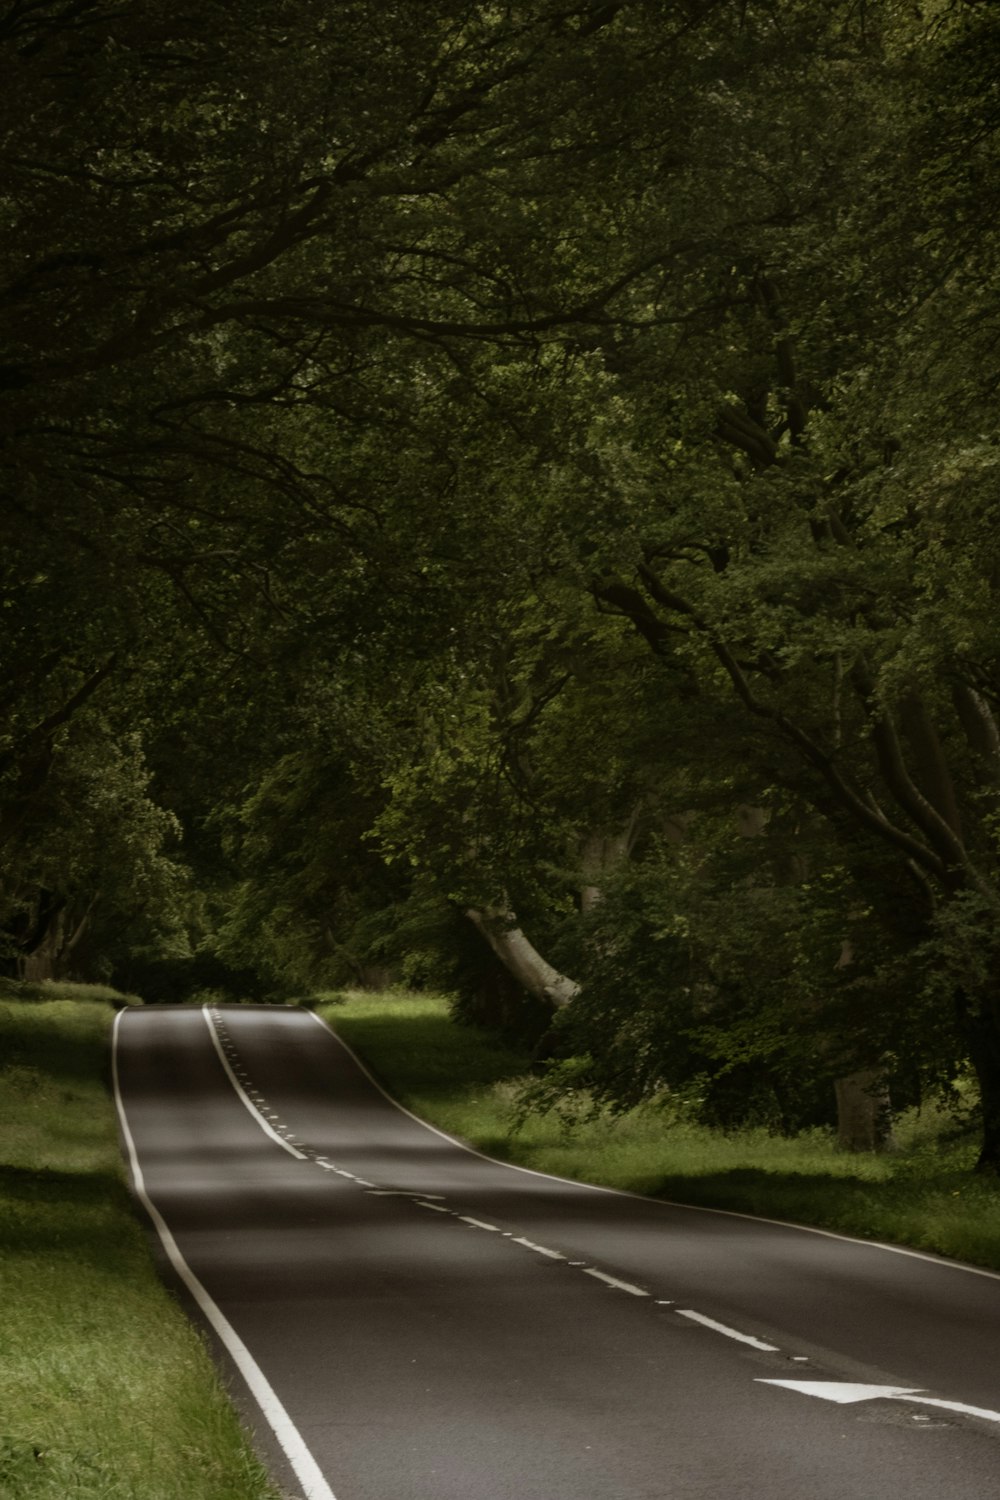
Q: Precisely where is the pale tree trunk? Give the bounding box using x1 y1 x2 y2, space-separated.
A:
465 906 580 1009
579 811 639 913
834 1069 894 1153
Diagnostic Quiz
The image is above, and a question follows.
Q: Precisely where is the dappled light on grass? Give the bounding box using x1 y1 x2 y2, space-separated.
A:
321 990 1000 1274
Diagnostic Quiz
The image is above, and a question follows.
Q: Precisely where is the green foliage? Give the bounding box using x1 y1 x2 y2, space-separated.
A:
0 977 141 1008
0 721 192 981
5 2 1000 1161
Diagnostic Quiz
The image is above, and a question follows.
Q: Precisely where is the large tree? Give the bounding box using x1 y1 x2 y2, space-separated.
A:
7 0 1000 1167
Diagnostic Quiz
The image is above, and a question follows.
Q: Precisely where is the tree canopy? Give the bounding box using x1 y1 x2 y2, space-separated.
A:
5 1 1000 1166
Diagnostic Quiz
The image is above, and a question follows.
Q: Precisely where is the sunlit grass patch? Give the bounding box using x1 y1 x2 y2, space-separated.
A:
0 988 280 1500
319 989 1000 1274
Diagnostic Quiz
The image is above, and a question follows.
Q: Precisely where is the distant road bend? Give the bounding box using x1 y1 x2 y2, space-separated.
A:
114 1005 1000 1500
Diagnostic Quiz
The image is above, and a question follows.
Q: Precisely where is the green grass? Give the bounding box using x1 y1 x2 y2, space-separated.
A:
318 988 1000 1275
0 986 282 1500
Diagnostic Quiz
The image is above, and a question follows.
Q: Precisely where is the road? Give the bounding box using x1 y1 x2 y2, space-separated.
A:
113 1004 1000 1500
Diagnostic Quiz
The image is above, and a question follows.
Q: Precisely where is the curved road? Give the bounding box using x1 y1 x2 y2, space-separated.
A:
114 1004 1000 1500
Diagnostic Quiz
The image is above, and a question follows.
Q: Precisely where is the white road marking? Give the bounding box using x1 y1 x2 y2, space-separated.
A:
679 1310 778 1351
759 1380 1000 1425
759 1381 921 1404
584 1269 649 1297
318 1165 371 1184
202 1009 307 1162
366 1190 445 1198
415 1201 450 1212
113 1014 336 1500
512 1236 565 1261
896 1395 1000 1425
458 1216 500 1231
306 1011 1000 1285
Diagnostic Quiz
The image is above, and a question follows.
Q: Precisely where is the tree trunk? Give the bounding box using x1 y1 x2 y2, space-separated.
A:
834 1069 894 1153
358 964 393 991
465 906 579 1009
21 906 67 982
957 987 1000 1174
579 816 637 913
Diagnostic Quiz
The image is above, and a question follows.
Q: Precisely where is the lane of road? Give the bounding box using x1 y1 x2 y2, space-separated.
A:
114 1004 1000 1499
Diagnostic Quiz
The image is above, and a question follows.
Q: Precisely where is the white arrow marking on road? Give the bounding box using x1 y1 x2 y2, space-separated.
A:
759 1382 923 1404
758 1381 1000 1424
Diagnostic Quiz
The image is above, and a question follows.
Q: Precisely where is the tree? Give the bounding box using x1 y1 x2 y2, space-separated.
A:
7 1 1000 1169
573 2 1000 1165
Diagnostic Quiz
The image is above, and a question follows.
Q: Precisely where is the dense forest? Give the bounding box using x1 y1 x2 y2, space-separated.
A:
4 0 1000 1166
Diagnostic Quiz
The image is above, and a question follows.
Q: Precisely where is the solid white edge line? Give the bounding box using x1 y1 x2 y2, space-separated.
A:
305 1009 1000 1285
112 1011 336 1500
202 1006 307 1161
896 1394 1000 1425
678 1309 778 1351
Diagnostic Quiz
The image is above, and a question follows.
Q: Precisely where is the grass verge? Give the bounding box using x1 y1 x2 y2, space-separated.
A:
0 985 282 1500
317 988 1000 1275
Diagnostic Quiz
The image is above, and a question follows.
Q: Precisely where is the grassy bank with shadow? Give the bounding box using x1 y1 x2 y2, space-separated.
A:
318 988 1000 1276
0 983 282 1500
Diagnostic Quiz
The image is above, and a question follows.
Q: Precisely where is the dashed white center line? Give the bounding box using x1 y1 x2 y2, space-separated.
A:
458 1215 500 1231
366 1190 445 1198
583 1269 649 1297
512 1236 565 1261
679 1309 778 1351
202 1009 307 1162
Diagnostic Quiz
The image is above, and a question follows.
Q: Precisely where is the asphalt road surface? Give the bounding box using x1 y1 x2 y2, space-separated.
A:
113 1004 1000 1500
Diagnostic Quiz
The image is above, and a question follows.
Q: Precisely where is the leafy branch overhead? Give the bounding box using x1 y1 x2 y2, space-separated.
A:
4 1 1000 1166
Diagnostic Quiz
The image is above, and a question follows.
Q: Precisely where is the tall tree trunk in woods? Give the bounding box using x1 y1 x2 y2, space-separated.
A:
832 940 895 1152
20 894 98 982
21 907 66 982
833 1069 894 1153
579 812 640 913
465 906 580 1009
957 987 1000 1175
